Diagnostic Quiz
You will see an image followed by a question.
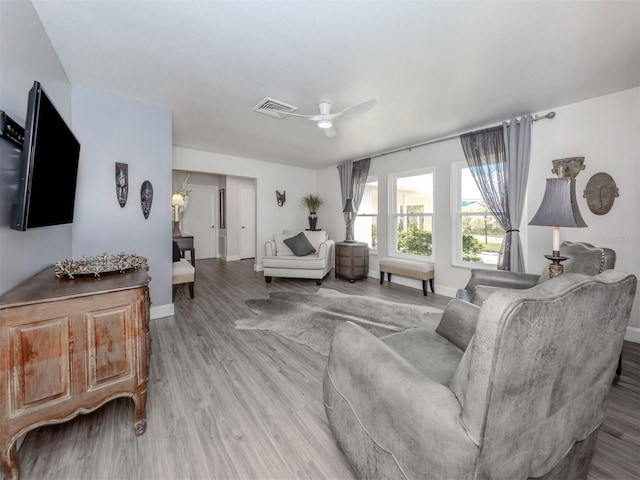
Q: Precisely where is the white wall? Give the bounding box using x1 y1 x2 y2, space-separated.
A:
317 87 640 339
71 87 173 316
317 140 470 297
529 88 639 339
0 0 74 294
172 146 316 269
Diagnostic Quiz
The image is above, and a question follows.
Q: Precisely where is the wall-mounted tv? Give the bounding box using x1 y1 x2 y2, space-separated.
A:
11 81 81 231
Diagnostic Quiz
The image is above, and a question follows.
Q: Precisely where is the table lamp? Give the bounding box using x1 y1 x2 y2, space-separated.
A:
343 198 357 242
529 177 587 277
172 193 185 235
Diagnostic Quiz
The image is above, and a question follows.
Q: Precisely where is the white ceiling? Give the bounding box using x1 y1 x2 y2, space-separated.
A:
32 0 639 169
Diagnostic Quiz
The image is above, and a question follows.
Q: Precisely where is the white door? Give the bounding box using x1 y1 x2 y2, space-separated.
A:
239 186 256 259
182 185 218 260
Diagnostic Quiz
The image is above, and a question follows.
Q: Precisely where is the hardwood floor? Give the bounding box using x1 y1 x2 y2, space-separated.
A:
14 259 640 479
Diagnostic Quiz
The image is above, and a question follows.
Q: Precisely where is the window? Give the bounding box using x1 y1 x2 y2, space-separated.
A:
391 171 433 257
453 163 505 266
355 178 378 250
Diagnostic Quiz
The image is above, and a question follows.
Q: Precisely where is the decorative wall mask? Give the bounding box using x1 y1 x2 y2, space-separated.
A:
140 180 153 219
583 172 619 215
551 157 585 178
115 162 128 207
276 190 286 206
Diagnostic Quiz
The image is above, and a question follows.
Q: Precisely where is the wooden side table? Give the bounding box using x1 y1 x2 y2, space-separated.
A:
335 242 369 283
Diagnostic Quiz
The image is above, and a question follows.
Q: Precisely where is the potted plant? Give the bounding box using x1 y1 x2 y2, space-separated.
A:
301 194 323 230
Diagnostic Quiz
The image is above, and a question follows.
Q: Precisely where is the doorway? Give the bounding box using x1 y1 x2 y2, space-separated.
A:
182 184 219 260
239 186 256 259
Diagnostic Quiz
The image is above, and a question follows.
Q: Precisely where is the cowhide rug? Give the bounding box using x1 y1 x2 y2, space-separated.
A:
235 288 443 355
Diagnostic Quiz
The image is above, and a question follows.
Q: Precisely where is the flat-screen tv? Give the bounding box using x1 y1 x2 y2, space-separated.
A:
11 81 81 230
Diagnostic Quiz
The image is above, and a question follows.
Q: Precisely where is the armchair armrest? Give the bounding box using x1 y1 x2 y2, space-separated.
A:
265 240 276 257
317 239 335 260
325 321 478 474
465 269 539 292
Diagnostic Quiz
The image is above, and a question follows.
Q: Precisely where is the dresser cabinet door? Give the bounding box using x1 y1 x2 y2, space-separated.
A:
9 316 72 412
86 304 135 390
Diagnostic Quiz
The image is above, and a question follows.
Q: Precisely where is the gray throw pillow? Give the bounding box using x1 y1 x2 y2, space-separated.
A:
284 232 316 256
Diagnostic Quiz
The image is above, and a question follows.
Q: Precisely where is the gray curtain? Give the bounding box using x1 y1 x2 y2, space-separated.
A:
351 158 371 210
503 115 532 272
460 126 511 270
337 160 353 207
337 158 371 229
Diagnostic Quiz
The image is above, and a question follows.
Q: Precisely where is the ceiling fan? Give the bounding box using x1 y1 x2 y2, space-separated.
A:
276 99 377 137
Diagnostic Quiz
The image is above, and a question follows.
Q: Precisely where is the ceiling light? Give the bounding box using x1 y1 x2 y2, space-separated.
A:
317 119 333 129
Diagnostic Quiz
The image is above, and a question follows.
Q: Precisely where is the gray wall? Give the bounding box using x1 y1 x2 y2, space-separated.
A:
0 0 74 293
0 2 174 316
71 87 173 312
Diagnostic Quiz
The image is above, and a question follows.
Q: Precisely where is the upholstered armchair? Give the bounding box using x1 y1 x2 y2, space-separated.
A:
263 230 335 285
324 270 637 479
458 241 616 305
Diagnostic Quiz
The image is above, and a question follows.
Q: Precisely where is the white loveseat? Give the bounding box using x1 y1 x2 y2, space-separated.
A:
263 230 335 285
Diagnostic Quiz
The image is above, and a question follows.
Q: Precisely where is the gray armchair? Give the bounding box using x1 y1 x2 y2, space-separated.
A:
458 241 616 305
324 270 637 479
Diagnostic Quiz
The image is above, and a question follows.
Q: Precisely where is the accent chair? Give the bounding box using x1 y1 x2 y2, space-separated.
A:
458 241 616 305
263 230 335 285
323 270 637 479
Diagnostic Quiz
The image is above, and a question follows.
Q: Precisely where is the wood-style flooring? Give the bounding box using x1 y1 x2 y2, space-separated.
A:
14 259 640 479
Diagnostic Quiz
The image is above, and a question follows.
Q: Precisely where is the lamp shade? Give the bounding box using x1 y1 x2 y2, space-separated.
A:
529 178 587 228
342 198 356 213
171 194 185 208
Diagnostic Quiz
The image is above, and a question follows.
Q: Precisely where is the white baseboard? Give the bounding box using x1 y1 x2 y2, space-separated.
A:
625 326 640 343
255 263 263 272
225 255 241 261
368 269 456 298
151 303 174 320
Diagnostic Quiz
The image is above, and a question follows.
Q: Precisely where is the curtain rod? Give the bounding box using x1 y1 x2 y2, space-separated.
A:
368 111 556 161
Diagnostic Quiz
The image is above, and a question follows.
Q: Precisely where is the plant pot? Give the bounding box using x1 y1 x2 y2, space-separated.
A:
308 213 318 231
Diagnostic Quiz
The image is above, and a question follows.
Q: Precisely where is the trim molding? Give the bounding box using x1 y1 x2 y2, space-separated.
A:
151 303 174 320
625 326 640 344
368 269 456 298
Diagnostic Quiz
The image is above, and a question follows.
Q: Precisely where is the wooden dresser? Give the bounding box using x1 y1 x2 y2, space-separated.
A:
0 266 151 480
335 242 370 282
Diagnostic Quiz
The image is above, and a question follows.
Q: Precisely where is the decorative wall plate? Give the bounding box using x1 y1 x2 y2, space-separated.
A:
55 253 148 279
141 180 153 219
584 172 619 215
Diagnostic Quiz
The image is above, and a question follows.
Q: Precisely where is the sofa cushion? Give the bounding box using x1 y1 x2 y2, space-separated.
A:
263 253 327 270
274 234 296 256
303 230 328 251
284 232 316 256
172 241 181 262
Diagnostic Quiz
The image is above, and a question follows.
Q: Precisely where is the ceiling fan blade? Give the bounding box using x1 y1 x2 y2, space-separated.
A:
274 110 319 119
324 127 337 138
336 99 377 117
275 111 338 122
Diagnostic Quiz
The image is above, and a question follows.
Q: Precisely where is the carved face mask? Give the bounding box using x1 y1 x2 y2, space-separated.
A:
583 172 618 215
140 181 154 219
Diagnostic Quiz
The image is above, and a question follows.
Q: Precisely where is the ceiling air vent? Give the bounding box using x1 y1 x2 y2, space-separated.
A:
252 97 298 119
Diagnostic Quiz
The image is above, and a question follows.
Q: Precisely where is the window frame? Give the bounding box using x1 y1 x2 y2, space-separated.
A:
355 176 378 253
389 168 435 261
452 161 506 269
